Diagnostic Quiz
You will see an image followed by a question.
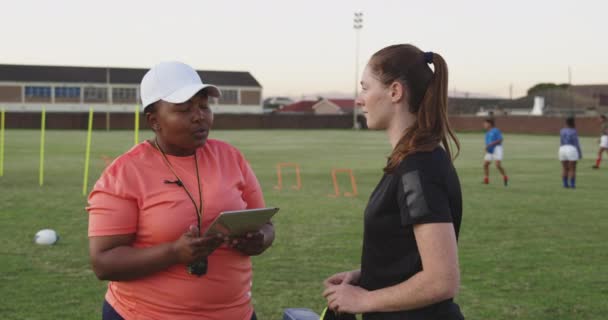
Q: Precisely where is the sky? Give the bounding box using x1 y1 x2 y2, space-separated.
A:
1 0 606 99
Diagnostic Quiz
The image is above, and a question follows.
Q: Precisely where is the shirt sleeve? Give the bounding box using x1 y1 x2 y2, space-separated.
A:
396 160 453 226
574 132 582 159
238 152 265 209
495 129 503 142
86 160 139 237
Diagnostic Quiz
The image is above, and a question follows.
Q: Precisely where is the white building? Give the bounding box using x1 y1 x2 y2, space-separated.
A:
0 64 263 113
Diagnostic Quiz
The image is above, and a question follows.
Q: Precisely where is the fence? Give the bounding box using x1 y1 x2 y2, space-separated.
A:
1 112 603 136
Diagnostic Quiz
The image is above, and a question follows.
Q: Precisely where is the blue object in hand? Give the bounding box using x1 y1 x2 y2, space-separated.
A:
283 308 320 320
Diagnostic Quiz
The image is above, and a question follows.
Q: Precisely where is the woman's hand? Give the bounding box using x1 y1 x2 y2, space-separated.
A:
323 282 371 314
229 231 264 255
171 225 224 264
229 223 274 256
324 270 361 288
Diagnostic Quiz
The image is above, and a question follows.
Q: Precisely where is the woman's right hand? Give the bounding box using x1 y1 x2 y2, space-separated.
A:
324 269 361 288
171 225 224 264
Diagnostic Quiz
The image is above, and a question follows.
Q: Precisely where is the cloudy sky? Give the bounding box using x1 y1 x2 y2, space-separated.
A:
1 0 606 99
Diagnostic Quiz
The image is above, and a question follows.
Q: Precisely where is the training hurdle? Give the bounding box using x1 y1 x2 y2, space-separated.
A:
274 162 302 191
328 168 358 198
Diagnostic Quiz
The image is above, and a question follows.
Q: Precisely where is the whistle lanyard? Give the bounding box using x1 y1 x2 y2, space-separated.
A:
153 139 203 235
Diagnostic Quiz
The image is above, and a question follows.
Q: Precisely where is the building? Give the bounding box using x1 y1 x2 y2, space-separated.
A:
263 96 294 112
447 97 507 115
570 84 608 109
479 87 606 116
0 64 263 113
454 84 608 117
279 98 355 114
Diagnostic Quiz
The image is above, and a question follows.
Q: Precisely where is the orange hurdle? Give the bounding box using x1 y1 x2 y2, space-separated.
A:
328 168 358 198
274 162 302 191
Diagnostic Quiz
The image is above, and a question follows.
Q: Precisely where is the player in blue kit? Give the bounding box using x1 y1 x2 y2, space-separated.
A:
483 119 508 186
559 117 582 188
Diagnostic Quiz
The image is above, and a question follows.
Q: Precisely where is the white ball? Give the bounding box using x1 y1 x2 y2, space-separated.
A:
34 229 59 245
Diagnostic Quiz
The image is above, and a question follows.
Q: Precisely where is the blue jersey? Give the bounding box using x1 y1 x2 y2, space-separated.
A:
560 127 582 158
485 127 503 153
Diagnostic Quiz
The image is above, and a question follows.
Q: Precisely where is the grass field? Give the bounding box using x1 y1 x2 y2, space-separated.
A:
1 129 607 319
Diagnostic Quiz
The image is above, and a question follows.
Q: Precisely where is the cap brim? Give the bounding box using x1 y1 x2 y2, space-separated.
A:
162 84 221 104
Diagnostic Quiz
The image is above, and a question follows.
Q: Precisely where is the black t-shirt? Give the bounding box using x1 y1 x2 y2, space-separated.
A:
359 147 464 320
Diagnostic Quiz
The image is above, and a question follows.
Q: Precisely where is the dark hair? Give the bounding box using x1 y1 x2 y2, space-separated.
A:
368 44 460 173
484 118 495 127
566 116 575 128
144 88 212 114
601 114 607 120
144 102 157 114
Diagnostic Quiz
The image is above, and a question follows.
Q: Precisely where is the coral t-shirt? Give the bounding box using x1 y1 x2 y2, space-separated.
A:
87 139 265 320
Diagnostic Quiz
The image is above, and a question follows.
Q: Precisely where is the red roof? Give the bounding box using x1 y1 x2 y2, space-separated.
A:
279 100 316 113
279 98 356 113
328 99 355 111
278 99 355 113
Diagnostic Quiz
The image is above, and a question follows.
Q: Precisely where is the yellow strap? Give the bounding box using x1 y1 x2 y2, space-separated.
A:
319 307 328 319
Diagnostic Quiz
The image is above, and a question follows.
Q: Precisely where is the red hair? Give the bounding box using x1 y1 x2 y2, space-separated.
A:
368 44 460 173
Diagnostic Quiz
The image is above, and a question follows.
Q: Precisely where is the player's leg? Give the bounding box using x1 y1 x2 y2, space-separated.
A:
561 161 569 188
495 160 508 186
593 148 602 169
569 161 577 189
594 136 608 168
483 160 490 184
601 147 608 166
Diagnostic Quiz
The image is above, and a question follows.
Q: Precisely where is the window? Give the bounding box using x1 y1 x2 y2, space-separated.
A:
54 87 81 98
25 86 51 98
112 87 137 103
84 87 108 102
240 90 261 105
219 89 238 104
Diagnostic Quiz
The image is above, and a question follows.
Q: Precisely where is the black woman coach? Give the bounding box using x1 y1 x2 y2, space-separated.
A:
87 61 274 320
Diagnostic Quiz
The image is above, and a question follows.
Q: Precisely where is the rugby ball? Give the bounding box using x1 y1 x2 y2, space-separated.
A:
34 229 59 245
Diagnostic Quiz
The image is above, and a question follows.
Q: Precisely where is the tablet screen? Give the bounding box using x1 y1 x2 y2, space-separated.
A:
203 207 279 237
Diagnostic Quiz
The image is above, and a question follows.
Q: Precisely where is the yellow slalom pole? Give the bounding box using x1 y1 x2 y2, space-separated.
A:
39 106 46 186
134 105 139 145
105 111 110 131
0 107 5 177
82 107 94 196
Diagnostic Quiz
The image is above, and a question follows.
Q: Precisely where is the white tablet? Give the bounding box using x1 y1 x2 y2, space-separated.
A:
203 207 279 237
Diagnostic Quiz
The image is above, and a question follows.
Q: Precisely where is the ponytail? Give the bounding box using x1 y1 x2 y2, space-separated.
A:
369 45 460 173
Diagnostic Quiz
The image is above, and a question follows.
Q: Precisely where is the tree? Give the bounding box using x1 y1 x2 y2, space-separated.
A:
527 83 570 96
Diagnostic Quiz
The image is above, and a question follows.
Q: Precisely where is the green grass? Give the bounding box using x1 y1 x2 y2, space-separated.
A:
0 129 607 319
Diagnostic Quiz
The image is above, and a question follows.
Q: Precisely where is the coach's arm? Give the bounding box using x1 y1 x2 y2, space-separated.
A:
89 226 223 281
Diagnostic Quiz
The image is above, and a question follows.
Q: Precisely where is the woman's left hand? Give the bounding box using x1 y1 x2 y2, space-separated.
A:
323 283 371 314
229 223 274 256
229 232 265 255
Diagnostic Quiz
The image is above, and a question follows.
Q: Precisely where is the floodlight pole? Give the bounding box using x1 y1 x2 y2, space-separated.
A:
353 12 363 129
568 66 573 116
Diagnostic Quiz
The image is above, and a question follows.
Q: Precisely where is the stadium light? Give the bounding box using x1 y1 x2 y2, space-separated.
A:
353 11 363 129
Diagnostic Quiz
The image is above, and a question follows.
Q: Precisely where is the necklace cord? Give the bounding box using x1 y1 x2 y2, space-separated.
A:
153 139 203 236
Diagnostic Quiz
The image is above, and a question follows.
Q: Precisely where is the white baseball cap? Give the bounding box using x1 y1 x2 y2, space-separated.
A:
140 61 221 110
